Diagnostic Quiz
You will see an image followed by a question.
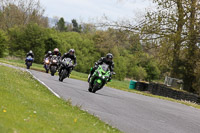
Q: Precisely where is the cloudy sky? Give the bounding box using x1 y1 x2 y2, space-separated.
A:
40 0 154 22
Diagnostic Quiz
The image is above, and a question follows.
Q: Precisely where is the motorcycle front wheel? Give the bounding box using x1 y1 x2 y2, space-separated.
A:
51 66 56 76
92 83 100 93
59 69 68 82
26 62 31 69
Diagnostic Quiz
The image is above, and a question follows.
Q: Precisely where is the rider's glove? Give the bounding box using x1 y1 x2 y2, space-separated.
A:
111 72 116 75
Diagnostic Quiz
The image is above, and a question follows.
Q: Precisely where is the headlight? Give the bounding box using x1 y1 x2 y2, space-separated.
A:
53 60 57 63
103 76 105 79
99 74 102 77
45 60 49 63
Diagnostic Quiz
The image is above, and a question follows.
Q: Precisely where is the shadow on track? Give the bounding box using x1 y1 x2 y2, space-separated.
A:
82 89 121 100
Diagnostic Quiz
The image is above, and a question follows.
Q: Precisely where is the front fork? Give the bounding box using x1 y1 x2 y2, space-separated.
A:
90 76 105 89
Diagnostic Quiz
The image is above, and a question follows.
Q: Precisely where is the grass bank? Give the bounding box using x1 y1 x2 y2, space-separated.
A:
1 58 200 110
0 65 121 133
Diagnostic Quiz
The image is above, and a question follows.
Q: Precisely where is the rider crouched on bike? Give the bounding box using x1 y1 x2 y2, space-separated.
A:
25 50 34 64
44 51 52 58
52 48 61 59
43 51 52 67
58 49 77 77
88 53 115 82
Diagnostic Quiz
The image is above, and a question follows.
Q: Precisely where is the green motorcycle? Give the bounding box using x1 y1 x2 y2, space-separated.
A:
88 63 114 93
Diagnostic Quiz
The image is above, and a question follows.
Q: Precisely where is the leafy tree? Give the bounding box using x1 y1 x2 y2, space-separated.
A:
8 23 49 62
139 0 200 93
56 17 66 32
144 61 160 81
182 0 200 92
72 19 80 32
0 30 7 57
8 26 26 58
0 0 48 30
113 56 127 80
82 23 96 33
44 38 59 53
131 66 147 81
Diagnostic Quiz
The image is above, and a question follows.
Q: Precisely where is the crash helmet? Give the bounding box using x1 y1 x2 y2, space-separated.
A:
106 53 113 62
54 48 59 52
68 49 75 55
48 51 52 54
29 50 33 54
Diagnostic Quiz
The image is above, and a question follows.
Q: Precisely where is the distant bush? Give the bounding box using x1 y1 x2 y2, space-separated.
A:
0 30 7 57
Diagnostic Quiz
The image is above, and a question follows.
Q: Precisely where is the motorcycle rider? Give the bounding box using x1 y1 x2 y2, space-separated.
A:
43 51 52 67
52 48 61 59
88 53 115 82
25 50 34 64
44 51 52 58
58 49 77 77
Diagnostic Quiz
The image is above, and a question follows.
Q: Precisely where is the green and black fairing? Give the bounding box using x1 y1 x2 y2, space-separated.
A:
89 63 111 93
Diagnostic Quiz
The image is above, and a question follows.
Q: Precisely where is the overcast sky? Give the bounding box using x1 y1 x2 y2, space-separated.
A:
40 0 154 22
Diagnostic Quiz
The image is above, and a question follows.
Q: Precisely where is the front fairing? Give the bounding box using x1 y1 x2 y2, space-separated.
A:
50 56 58 65
26 56 33 61
45 58 50 64
91 65 111 85
62 58 73 69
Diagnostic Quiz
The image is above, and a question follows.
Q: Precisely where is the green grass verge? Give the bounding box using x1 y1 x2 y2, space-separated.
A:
0 65 121 133
1 58 200 110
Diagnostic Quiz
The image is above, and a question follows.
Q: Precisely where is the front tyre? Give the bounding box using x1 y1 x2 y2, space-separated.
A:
92 83 100 93
45 66 49 73
88 86 92 92
51 66 56 76
59 69 68 82
26 62 31 69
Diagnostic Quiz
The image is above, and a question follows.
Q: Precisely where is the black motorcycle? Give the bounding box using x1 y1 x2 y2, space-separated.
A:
49 55 58 76
59 58 73 82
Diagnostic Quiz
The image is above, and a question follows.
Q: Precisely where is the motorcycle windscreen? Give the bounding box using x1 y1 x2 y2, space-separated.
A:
27 56 33 61
52 55 57 60
101 64 109 72
63 58 72 65
52 55 57 58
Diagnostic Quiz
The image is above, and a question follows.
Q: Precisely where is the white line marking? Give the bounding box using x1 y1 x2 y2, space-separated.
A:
26 70 61 98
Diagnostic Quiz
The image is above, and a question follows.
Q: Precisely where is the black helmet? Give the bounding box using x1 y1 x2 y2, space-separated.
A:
68 49 75 55
106 53 113 59
106 53 113 62
48 51 52 54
